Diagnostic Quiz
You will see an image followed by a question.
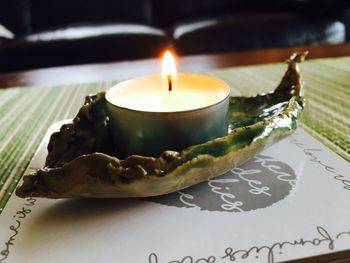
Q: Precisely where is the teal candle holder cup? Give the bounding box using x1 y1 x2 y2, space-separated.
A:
105 78 230 158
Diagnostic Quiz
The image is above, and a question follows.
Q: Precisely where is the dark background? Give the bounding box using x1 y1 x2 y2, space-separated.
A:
0 0 349 72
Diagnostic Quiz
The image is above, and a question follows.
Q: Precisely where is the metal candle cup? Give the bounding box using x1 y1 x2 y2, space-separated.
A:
105 73 230 158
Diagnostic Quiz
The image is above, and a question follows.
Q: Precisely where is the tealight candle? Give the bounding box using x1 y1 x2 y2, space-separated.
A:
106 51 230 157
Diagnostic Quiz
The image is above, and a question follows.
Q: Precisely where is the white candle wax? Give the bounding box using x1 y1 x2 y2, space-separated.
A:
106 73 230 112
105 72 230 156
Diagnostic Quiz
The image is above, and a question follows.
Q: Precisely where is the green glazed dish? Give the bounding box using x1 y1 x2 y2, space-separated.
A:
16 52 307 199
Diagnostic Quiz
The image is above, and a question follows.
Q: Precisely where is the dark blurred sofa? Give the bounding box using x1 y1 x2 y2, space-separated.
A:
0 0 348 72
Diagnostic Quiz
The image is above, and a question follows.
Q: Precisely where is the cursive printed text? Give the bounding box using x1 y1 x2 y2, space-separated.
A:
208 177 243 212
289 135 350 190
149 226 350 263
149 253 216 263
0 197 37 262
254 155 296 187
232 167 271 196
221 226 334 263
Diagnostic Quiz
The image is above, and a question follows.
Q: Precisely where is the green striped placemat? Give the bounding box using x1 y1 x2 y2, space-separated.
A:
0 56 349 212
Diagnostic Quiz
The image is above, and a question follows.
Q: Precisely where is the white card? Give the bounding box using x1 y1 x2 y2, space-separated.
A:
1 123 350 263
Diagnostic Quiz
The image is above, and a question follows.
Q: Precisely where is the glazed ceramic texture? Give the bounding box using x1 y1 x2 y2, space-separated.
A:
15 52 307 199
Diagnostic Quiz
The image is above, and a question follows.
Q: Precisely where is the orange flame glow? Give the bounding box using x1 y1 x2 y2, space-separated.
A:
162 50 177 80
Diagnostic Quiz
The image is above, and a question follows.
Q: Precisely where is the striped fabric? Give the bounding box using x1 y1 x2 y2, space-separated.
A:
0 57 349 211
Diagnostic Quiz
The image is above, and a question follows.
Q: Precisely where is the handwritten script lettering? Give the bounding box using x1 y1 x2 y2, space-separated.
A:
289 136 350 190
222 226 334 263
149 253 216 263
0 197 37 262
149 226 349 263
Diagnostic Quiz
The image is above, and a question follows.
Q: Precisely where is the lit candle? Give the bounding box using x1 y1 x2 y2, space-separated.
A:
106 51 230 157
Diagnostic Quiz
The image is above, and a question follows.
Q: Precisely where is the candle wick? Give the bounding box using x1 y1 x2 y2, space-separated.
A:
167 75 172 92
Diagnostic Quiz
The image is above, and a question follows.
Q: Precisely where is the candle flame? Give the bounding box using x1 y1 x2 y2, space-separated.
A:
162 50 177 81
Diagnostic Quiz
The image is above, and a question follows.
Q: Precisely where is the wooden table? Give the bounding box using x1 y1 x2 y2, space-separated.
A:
0 43 350 88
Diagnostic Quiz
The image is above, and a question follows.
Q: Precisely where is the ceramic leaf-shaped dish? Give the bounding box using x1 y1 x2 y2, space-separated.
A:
16 52 307 199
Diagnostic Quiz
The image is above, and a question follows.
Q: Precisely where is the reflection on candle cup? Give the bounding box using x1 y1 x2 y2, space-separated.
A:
105 73 230 158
